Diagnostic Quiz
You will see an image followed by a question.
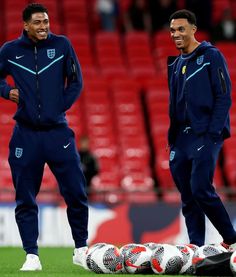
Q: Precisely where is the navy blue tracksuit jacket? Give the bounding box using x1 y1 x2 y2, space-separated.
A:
0 31 88 254
168 41 231 145
0 31 82 126
167 41 236 246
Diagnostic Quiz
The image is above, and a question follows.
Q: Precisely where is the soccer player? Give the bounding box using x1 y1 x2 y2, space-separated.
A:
0 3 88 271
167 9 236 249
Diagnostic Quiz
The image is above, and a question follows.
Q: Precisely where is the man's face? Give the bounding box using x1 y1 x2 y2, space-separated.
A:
24 12 49 42
170 18 196 53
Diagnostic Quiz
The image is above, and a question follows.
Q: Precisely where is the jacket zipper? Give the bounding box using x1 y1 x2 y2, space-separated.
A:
183 61 188 123
34 46 41 123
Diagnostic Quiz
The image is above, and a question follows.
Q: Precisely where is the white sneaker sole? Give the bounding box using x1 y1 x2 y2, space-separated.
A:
20 266 42 271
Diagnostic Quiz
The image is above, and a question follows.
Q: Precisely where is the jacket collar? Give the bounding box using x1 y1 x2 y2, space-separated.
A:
19 30 52 47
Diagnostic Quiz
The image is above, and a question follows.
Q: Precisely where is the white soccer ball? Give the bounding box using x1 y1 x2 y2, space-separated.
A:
120 243 138 256
192 244 227 265
210 243 228 253
119 243 138 273
144 242 161 251
86 243 124 273
150 244 183 274
85 243 108 271
123 244 153 274
176 244 195 274
185 243 199 254
230 250 236 275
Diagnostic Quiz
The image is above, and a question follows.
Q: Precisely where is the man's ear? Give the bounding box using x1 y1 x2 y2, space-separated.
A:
192 24 197 34
24 22 29 32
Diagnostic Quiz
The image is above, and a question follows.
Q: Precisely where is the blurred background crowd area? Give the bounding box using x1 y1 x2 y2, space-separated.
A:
0 0 236 204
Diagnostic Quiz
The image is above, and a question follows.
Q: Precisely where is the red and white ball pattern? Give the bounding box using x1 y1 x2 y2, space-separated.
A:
150 244 183 275
123 244 153 274
86 243 124 273
230 250 236 275
192 244 227 265
176 244 195 274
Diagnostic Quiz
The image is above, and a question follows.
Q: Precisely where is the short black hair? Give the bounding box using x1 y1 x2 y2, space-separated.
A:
22 3 48 22
169 9 197 26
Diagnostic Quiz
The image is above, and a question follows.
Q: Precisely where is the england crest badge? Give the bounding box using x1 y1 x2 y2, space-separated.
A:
47 49 55 59
169 150 175 161
15 147 23 158
196 55 204 65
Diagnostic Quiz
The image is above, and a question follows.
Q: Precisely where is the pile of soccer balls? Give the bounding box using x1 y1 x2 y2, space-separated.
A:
80 242 236 274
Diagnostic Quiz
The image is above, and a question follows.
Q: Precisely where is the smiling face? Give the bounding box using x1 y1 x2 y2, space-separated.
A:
24 12 49 42
170 18 197 54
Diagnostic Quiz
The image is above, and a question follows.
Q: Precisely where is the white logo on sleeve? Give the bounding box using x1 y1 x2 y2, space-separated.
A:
15 147 23 158
197 145 205 151
63 142 71 149
16 55 24 59
170 151 175 161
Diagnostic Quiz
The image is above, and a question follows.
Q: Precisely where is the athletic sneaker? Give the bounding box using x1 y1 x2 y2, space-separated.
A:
73 246 88 268
20 254 42 271
221 241 236 252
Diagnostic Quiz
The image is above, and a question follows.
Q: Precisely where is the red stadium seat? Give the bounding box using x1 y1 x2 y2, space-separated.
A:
95 31 121 47
195 31 210 42
121 173 154 192
212 0 231 24
0 168 13 189
155 149 175 190
125 31 151 47
100 65 128 81
91 172 121 191
83 76 109 92
41 165 58 191
111 77 141 92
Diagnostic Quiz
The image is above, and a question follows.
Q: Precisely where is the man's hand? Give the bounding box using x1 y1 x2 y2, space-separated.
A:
9 88 19 104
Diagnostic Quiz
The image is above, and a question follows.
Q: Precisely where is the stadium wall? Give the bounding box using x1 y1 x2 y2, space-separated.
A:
0 202 236 247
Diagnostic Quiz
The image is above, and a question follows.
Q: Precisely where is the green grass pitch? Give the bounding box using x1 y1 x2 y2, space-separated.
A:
0 247 193 277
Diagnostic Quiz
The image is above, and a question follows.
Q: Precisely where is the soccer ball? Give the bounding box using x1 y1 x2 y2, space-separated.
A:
176 244 195 274
144 242 160 251
120 243 137 256
85 243 108 271
192 244 227 265
150 244 183 274
119 244 138 273
230 250 236 274
210 243 228 253
123 244 153 274
86 243 124 273
185 243 199 254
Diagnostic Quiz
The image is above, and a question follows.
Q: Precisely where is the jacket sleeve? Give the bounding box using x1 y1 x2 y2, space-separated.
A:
167 56 179 146
0 45 12 99
63 39 83 111
207 48 232 138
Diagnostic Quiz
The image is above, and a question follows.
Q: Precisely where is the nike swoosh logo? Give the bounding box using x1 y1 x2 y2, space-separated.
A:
16 55 24 59
197 145 205 151
63 142 71 149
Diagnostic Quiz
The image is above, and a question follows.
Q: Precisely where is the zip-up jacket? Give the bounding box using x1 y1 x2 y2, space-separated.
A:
0 31 83 128
167 41 231 145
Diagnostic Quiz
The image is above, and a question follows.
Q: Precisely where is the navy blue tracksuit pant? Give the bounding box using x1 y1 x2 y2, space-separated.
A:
169 127 236 246
8 123 88 255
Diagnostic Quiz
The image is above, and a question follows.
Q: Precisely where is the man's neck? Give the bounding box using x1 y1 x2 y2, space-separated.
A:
182 40 200 54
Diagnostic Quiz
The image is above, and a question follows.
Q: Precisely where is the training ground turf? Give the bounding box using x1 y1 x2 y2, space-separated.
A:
0 247 194 277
